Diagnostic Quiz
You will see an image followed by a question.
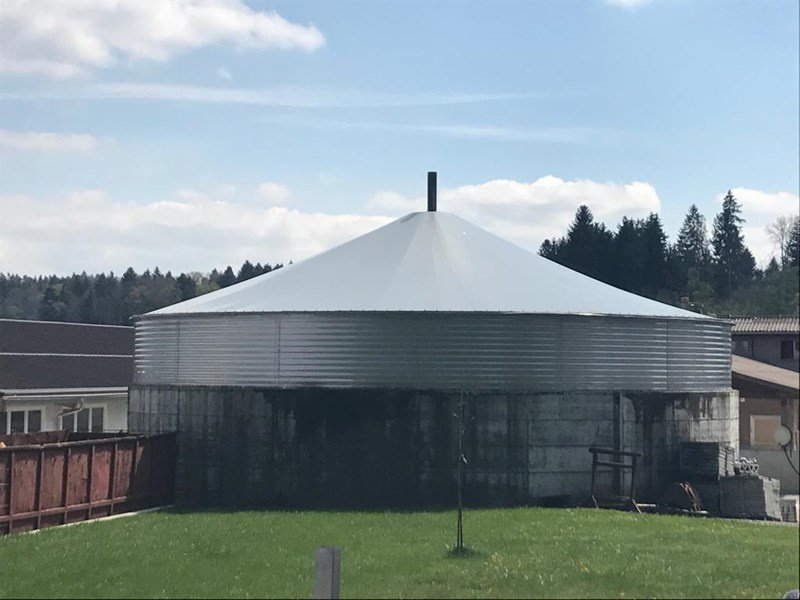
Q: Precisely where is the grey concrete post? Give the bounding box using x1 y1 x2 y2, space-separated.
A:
313 546 341 599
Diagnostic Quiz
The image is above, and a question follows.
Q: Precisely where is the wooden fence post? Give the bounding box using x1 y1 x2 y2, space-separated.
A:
312 546 341 599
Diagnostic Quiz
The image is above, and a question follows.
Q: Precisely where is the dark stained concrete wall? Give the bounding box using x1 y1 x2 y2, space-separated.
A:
129 385 737 508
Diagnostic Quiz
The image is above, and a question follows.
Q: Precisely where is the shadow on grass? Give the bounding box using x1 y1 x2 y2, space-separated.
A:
162 505 461 517
445 545 483 559
161 502 548 517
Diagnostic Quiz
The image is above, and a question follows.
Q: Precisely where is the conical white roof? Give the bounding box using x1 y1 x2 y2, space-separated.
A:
150 211 707 318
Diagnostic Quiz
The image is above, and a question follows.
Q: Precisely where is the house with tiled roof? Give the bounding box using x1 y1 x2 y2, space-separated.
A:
731 316 799 372
0 319 132 435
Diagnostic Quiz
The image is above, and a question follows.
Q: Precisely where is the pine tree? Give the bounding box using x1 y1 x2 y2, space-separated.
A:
538 238 563 261
611 217 645 291
176 273 197 301
785 216 800 268
640 213 668 295
39 284 68 321
237 260 258 282
559 206 614 283
675 205 711 272
764 257 781 275
670 205 712 296
712 191 755 297
217 266 237 288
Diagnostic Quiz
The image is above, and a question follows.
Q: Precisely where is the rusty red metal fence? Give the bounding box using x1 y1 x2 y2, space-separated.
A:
0 431 176 535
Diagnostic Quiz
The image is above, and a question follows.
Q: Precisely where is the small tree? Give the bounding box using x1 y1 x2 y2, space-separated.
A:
456 391 467 552
450 391 471 555
766 215 797 266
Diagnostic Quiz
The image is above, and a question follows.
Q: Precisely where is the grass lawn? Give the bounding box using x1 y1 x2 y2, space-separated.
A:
0 507 797 599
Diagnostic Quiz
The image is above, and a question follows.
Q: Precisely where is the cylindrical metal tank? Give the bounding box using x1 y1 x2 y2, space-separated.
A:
130 209 736 508
134 312 731 392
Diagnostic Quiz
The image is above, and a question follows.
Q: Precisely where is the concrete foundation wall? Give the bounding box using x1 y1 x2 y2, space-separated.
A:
129 385 737 508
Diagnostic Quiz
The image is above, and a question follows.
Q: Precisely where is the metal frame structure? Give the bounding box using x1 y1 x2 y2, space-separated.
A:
589 447 642 512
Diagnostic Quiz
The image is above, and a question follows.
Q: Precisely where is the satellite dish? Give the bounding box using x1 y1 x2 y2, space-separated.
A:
774 425 792 448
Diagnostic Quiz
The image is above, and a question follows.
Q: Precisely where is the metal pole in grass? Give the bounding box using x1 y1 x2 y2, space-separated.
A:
313 546 341 599
456 391 466 552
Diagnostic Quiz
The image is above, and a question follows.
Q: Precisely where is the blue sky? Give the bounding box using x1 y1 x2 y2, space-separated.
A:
0 0 798 274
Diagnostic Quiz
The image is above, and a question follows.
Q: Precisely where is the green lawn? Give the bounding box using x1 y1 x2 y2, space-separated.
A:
0 508 797 599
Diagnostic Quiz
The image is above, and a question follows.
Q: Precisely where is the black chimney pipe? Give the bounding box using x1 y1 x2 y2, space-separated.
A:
427 171 437 212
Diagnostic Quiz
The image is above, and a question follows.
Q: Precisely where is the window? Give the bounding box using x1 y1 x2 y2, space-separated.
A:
0 409 43 434
27 410 41 433
61 407 105 433
91 407 104 432
750 415 782 447
733 338 752 357
10 411 25 433
780 340 798 360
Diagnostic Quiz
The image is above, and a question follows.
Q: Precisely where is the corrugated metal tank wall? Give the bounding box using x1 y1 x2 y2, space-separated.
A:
134 313 731 392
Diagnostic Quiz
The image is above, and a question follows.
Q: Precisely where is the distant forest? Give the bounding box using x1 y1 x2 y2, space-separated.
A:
1 191 798 325
539 191 799 317
0 261 283 325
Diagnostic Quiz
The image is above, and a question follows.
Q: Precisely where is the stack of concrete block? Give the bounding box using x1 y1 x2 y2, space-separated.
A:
720 475 781 520
680 442 736 479
779 496 799 523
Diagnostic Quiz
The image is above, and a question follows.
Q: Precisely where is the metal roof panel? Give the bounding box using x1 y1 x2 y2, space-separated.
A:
149 212 711 319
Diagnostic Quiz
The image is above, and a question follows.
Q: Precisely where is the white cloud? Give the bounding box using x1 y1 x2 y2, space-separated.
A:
1 177 657 275
216 66 233 82
0 0 325 78
257 182 291 205
4 178 791 276
0 129 101 151
2 83 539 108
0 189 390 275
731 187 799 219
368 175 661 250
727 187 800 266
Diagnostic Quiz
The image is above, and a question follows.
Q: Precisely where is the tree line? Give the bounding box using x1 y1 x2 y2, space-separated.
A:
0 261 282 325
539 191 799 316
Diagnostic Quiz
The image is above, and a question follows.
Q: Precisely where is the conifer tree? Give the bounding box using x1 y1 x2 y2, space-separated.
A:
237 260 258 282
640 213 668 295
611 217 644 291
785 216 800 268
176 273 197 301
558 205 614 283
712 191 755 297
675 205 711 272
217 266 237 288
